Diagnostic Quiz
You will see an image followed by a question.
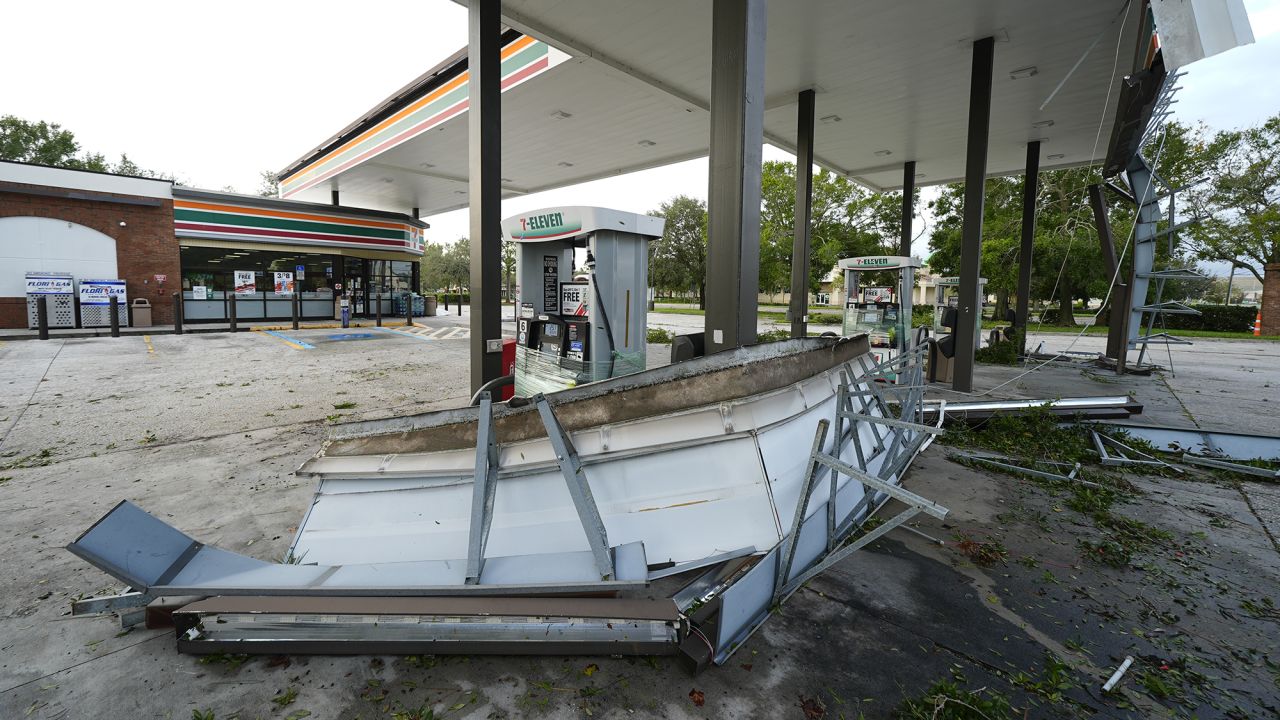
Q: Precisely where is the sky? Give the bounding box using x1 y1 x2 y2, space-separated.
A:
2 0 1278 269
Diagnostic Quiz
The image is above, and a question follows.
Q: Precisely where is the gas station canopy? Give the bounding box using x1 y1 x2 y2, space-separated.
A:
280 1 1145 216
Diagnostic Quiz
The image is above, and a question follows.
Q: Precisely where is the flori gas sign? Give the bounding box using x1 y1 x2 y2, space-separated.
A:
78 279 128 306
25 275 74 294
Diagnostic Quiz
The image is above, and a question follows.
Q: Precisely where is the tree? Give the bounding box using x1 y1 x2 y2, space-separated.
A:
419 241 447 293
1179 115 1280 333
441 237 472 293
1 115 182 180
257 170 280 197
1 115 101 169
501 240 516 302
758 161 906 298
649 196 708 306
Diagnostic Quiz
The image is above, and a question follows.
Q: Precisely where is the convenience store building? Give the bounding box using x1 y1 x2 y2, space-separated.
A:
0 160 426 328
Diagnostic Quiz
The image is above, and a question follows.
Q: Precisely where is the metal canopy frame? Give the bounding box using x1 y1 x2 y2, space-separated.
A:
682 341 948 667
1092 429 1182 473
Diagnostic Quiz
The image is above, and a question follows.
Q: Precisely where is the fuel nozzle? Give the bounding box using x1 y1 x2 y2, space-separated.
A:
584 250 597 271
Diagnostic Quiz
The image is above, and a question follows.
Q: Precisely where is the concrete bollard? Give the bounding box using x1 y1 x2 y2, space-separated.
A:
173 292 184 335
406 295 414 327
292 294 300 331
36 295 49 340
229 295 238 333
376 294 382 327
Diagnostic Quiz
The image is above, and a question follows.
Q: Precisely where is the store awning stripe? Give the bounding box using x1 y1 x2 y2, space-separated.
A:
174 199 408 231
175 208 406 241
282 38 553 197
175 222 411 249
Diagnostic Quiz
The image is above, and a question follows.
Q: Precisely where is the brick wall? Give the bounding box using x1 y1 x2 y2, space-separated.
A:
0 182 180 328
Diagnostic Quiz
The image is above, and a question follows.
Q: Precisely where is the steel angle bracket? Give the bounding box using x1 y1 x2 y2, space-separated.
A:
1181 454 1280 480
534 394 615 580
1092 430 1182 473
951 451 1087 485
71 587 154 628
465 392 500 584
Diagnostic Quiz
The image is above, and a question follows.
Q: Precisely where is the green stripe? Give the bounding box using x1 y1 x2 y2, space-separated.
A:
175 208 406 241
287 42 548 189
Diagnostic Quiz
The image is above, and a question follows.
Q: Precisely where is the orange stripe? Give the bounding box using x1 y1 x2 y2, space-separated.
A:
284 35 538 187
174 199 406 230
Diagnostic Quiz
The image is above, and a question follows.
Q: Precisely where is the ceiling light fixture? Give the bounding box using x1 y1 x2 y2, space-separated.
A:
874 149 893 157
820 114 842 124
1032 119 1055 129
638 139 657 147
1047 153 1066 160
558 161 575 167
1009 66 1038 80
915 173 926 179
551 110 573 120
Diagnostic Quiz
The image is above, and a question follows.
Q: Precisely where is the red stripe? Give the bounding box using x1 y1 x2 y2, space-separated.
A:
286 56 551 197
175 222 411 248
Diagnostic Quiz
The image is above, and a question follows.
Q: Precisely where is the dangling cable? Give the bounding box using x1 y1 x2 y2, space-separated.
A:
586 251 618 377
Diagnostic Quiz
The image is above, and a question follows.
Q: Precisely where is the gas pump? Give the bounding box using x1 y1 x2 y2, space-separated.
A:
505 206 664 397
837 255 922 373
927 276 986 383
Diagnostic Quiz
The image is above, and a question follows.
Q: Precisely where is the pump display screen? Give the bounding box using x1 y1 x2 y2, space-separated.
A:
543 324 559 338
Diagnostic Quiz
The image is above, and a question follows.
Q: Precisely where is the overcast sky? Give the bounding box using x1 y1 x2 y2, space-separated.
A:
3 0 1277 266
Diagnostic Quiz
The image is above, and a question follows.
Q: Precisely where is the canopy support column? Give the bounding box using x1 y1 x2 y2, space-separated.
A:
952 36 994 393
789 88 815 339
1015 141 1040 355
899 161 916 257
468 0 503 393
705 0 766 353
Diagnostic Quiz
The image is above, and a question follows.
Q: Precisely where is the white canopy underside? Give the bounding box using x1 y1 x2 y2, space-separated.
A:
286 1 1145 215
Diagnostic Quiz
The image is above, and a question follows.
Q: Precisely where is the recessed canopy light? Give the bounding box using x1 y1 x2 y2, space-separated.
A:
1047 153 1066 160
874 149 893 157
1032 120 1055 129
915 173 926 179
380 177 394 184
558 161 575 167
1009 66 1038 80
638 139 657 147
500 177 513 183
419 162 436 169
454 190 466 195
820 114 842 124
551 110 573 120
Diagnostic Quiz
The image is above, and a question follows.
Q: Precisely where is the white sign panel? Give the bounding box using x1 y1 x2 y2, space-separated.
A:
234 271 256 296
193 285 208 300
274 272 295 295
862 287 893 303
560 282 590 317
26 275 73 294
78 279 127 306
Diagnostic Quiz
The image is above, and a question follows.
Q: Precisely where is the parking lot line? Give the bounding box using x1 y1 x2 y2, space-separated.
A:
143 335 155 354
258 330 315 350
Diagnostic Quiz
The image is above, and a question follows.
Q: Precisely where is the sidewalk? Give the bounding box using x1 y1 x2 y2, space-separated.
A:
0 306 522 341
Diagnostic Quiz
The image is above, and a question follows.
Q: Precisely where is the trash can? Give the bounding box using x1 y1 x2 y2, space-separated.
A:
131 298 153 327
425 295 438 317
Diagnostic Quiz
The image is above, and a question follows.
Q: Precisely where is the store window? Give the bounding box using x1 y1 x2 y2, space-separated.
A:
179 247 338 293
368 260 415 296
